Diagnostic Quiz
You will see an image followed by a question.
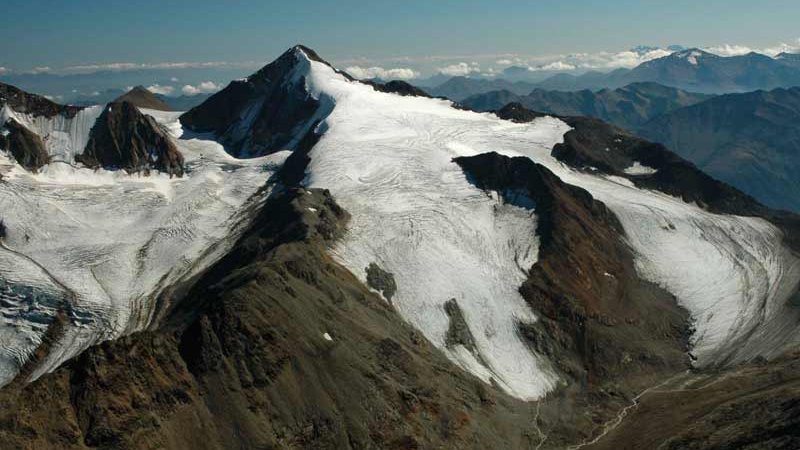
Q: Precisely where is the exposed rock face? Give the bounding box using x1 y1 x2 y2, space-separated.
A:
494 102 548 122
179 46 329 158
113 86 173 111
0 119 50 171
443 299 478 353
365 262 397 300
361 80 430 97
0 82 83 118
77 101 184 176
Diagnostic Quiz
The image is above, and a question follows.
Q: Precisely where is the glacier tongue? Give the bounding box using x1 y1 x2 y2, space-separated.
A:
0 108 289 386
298 50 800 399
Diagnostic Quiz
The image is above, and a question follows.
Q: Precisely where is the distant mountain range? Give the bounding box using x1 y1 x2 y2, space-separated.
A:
639 87 800 212
424 76 538 101
420 49 800 100
462 82 712 130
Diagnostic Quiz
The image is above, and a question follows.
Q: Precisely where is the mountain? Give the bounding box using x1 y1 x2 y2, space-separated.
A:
2 46 800 449
535 69 630 91
77 100 184 176
423 76 538 101
640 86 800 212
462 82 712 130
534 49 800 93
179 45 331 158
68 88 127 107
112 86 173 111
776 52 800 69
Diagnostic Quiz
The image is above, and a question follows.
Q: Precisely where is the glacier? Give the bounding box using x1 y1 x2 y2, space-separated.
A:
294 49 800 399
0 108 289 386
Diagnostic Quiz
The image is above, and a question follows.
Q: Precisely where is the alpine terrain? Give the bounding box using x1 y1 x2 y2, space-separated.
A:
0 45 799 449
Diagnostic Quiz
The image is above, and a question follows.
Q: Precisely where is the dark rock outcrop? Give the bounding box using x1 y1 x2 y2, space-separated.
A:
113 86 173 111
179 45 331 158
0 82 82 118
0 119 50 171
361 80 430 97
365 262 397 300
494 102 548 122
77 101 184 176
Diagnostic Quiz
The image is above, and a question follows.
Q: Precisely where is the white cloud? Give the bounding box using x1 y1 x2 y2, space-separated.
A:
146 84 175 95
181 81 222 95
436 62 481 76
703 44 753 57
0 67 7 75
170 77 179 82
43 95 63 101
495 59 512 66
344 66 419 80
530 61 577 71
704 38 800 57
29 66 51 74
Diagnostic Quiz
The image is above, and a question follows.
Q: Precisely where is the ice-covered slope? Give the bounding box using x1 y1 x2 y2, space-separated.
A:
293 49 800 399
0 107 289 386
0 104 103 164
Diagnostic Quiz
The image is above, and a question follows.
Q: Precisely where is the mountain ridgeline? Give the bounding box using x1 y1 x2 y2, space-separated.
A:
462 82 712 130
639 87 800 212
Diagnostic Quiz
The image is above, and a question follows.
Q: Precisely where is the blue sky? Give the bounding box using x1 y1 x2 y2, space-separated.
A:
2 0 800 71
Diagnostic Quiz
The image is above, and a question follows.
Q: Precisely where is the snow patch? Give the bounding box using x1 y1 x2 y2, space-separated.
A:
623 161 658 175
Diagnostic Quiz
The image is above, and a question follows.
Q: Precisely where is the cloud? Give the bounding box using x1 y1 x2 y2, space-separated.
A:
344 66 419 80
495 59 513 66
530 61 577 71
29 66 51 74
62 60 261 74
704 38 800 57
181 81 222 95
146 84 175 95
43 95 63 101
436 62 481 76
170 77 179 82
0 67 7 75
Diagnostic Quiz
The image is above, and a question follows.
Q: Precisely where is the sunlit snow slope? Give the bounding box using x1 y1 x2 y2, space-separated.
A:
296 50 800 400
0 108 288 386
